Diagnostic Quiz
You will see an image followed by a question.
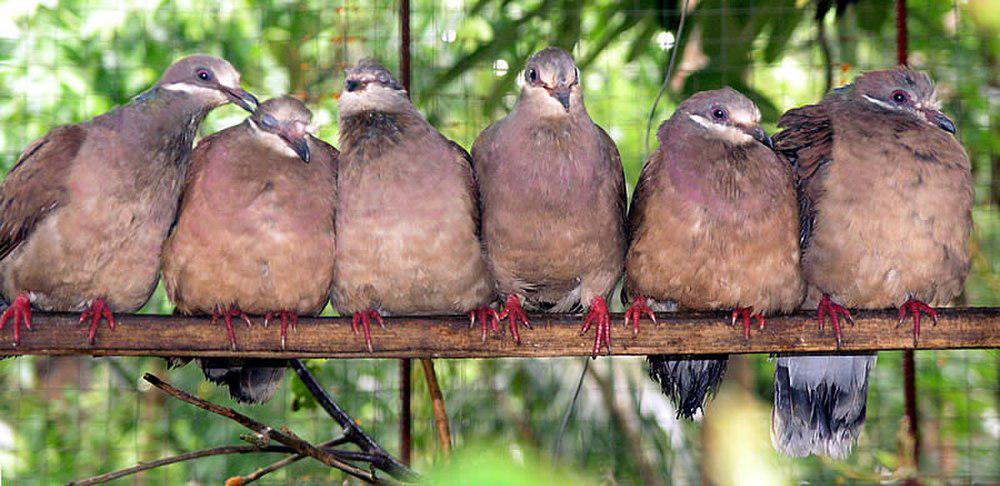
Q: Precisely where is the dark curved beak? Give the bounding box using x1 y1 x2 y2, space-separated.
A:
223 87 259 114
923 109 956 134
281 134 311 163
744 125 774 149
550 88 571 111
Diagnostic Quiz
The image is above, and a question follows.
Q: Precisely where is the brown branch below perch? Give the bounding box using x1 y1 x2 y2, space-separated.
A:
141 374 381 484
2 308 997 358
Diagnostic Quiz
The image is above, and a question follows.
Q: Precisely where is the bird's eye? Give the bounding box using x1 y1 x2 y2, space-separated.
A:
261 115 278 128
196 69 212 82
891 90 909 104
712 108 728 120
527 68 538 83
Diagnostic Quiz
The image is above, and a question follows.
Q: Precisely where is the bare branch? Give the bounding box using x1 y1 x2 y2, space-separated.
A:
290 360 419 481
141 373 380 483
420 358 452 456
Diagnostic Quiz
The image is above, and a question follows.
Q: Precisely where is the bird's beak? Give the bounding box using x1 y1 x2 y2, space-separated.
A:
223 86 260 114
280 132 311 163
743 125 774 149
922 108 956 134
550 87 571 111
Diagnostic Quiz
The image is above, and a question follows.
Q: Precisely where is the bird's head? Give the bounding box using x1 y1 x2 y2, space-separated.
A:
156 55 259 113
249 96 313 163
339 59 408 116
851 67 956 134
675 87 772 148
519 47 582 116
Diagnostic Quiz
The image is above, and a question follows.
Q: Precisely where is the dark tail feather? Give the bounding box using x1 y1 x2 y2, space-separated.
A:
771 355 875 459
647 354 728 419
199 358 287 405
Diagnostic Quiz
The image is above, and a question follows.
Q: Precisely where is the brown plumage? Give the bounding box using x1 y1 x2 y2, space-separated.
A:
472 47 626 354
624 88 803 418
0 55 257 345
331 59 493 351
770 67 971 458
162 96 337 404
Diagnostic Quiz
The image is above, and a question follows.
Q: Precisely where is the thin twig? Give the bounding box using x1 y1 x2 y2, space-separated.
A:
141 373 380 483
232 437 348 485
419 358 452 456
69 444 288 486
290 359 419 481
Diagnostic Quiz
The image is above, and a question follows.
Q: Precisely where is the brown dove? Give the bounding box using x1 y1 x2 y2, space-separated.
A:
162 96 336 403
0 55 257 345
770 67 971 457
623 88 804 418
472 47 626 354
331 59 494 351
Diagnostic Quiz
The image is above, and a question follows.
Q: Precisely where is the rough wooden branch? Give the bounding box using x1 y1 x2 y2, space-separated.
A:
290 360 418 481
141 374 382 484
2 308 997 358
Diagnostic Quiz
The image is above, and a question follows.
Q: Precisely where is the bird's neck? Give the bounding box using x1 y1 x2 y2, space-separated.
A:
122 89 213 160
339 109 423 151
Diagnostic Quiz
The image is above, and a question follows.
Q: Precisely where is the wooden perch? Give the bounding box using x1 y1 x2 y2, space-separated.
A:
1 308 997 359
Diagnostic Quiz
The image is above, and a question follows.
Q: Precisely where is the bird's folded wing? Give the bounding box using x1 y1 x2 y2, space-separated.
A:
0 124 86 260
446 138 482 238
773 102 833 250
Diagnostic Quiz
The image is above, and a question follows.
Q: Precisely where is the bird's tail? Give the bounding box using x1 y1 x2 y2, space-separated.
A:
198 358 287 405
771 354 875 459
647 354 729 419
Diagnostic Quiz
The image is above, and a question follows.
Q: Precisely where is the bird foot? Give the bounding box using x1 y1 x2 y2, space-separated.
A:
624 296 655 335
817 294 853 346
729 306 764 340
352 309 385 352
896 299 937 344
0 293 32 346
212 306 252 350
265 310 298 349
498 295 531 344
81 298 115 344
580 296 612 358
469 307 501 342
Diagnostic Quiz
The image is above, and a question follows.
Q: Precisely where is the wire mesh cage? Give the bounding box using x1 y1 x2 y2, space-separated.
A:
0 0 996 484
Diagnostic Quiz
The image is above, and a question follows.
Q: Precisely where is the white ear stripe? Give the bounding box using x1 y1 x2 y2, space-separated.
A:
161 82 219 95
862 95 896 111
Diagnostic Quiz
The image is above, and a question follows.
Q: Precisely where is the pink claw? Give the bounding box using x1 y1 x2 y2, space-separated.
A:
897 298 937 343
81 298 116 344
580 296 612 358
624 296 656 335
352 309 385 352
469 307 501 342
1 293 33 346
817 294 854 346
729 306 765 340
266 310 299 349
498 295 530 345
212 305 251 350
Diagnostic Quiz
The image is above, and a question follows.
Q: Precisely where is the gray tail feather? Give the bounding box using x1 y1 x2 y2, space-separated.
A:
647 354 728 419
771 355 875 459
198 358 287 405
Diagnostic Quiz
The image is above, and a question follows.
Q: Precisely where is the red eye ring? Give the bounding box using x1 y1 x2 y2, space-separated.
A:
196 69 212 81
891 90 909 104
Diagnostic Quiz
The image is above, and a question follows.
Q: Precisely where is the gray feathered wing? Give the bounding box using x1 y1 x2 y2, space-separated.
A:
771 101 874 458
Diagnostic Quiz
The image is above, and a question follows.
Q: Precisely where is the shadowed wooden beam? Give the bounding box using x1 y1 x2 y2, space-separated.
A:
0 308 997 358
